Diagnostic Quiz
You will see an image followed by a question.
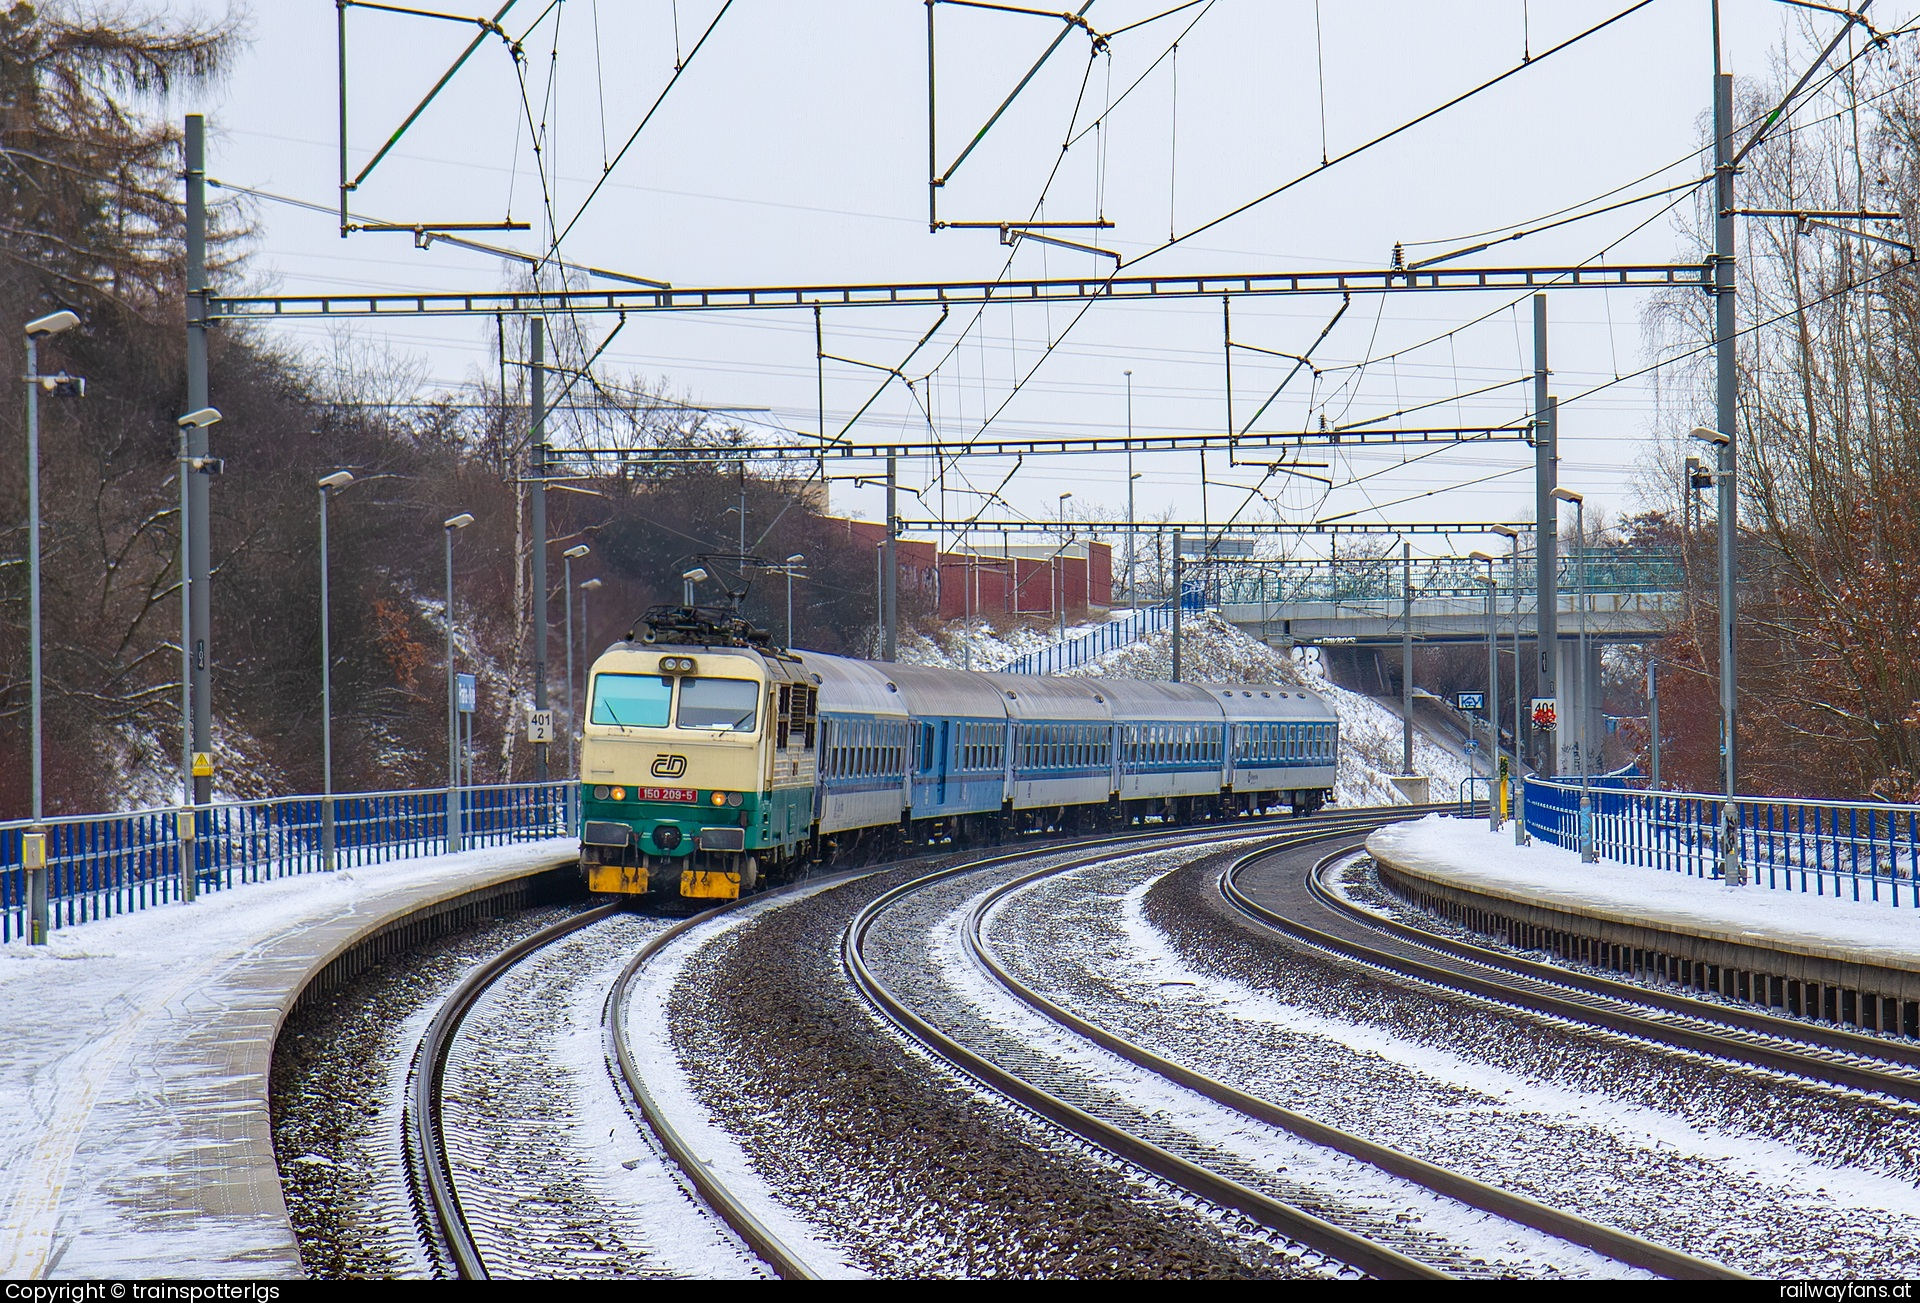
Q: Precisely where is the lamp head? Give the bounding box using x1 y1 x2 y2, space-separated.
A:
1689 425 1730 446
1059 492 1073 501
1474 574 1497 587
683 567 708 583
25 310 79 338
318 471 354 490
563 544 591 559
1469 550 1496 563
580 578 603 591
1489 523 1519 538
444 512 474 531
177 407 222 430
786 552 805 565
1551 487 1584 505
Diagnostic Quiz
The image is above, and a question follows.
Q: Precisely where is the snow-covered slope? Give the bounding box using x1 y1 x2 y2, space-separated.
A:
901 612 1471 807
898 616 1121 672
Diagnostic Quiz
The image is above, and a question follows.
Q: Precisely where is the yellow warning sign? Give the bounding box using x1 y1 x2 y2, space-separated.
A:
191 752 213 778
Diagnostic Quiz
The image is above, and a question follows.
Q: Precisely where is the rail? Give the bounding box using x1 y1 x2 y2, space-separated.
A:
408 902 619 1278
0 781 574 943
968 831 1738 1279
1523 777 1920 909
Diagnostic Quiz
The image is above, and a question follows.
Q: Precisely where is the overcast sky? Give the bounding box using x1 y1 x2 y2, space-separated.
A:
173 0 1914 561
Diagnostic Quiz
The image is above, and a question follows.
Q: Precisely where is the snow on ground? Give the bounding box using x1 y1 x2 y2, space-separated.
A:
898 614 1122 672
619 880 871 1279
1374 816 1920 963
0 839 572 1279
951 875 1633 1277
1114 873 1920 1228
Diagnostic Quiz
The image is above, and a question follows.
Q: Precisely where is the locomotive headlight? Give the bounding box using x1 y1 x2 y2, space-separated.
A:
726 791 743 808
611 786 627 801
594 785 610 800
710 791 727 806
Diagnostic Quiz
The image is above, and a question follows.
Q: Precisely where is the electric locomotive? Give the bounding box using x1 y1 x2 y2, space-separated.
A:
576 605 1337 902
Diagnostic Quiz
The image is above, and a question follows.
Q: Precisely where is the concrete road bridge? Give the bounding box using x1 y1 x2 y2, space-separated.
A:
1215 548 1681 648
1211 548 1683 777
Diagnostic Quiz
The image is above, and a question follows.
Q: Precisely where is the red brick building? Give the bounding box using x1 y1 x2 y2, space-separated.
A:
832 519 1111 621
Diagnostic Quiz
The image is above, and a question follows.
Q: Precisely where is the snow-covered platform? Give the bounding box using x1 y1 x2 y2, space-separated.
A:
0 840 577 1280
1366 817 1920 1033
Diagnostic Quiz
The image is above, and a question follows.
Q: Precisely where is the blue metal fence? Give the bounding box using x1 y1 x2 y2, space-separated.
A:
999 585 1206 676
0 781 573 944
1524 777 1920 909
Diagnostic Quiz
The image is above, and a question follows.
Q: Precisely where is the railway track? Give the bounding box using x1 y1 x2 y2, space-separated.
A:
846 809 1743 1280
403 892 807 1279
402 816 1339 1279
405 901 621 1279
392 810 1920 1279
1221 840 1920 1106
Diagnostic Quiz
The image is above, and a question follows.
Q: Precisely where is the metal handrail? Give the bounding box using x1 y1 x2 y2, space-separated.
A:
1522 777 1920 909
1 779 574 942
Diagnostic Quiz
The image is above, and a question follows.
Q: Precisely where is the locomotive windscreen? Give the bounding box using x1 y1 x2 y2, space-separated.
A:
676 677 761 732
592 673 673 727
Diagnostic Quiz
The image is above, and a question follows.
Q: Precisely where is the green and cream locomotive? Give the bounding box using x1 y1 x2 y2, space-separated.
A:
577 609 818 900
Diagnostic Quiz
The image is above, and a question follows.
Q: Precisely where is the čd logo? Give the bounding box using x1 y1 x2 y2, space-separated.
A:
652 754 688 778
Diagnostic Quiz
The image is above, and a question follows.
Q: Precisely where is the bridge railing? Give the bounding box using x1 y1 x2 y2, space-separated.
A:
0 781 573 943
1216 548 1683 605
998 585 1205 675
1523 777 1920 909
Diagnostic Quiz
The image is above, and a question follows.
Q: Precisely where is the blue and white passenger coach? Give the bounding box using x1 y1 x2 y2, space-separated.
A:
577 609 1338 901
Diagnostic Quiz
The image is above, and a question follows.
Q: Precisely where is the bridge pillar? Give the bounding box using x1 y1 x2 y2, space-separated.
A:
1554 638 1603 779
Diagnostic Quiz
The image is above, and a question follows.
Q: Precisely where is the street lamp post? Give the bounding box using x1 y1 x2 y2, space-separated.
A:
562 544 590 781
1690 423 1741 883
1057 491 1073 642
443 512 474 853
579 578 602 752
1490 524 1525 844
783 553 806 648
1124 369 1135 605
1470 553 1499 832
174 407 222 903
580 578 602 663
22 309 80 945
1128 474 1143 605
318 471 354 869
1552 487 1593 862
